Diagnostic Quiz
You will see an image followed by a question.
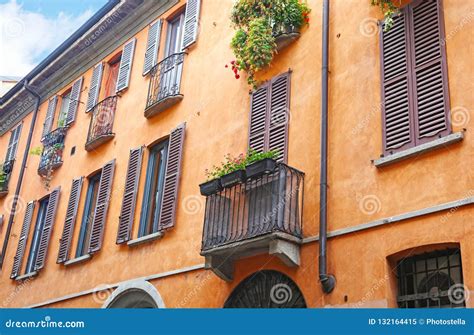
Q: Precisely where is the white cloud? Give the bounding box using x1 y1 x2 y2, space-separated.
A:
0 0 93 77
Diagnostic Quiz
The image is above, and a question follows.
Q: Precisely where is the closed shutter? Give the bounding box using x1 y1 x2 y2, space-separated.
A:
248 72 291 162
380 0 450 154
268 72 290 162
143 20 163 75
116 39 137 93
409 0 450 143
34 187 60 271
57 178 83 263
66 77 83 126
181 0 201 49
117 147 143 244
88 160 115 253
42 97 58 139
5 123 22 162
86 63 104 112
10 201 35 278
158 124 185 231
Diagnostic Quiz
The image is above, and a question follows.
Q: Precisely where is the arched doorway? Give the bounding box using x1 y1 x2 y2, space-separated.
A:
224 270 306 308
103 280 165 308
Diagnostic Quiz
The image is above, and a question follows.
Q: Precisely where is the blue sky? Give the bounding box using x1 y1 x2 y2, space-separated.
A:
0 0 107 77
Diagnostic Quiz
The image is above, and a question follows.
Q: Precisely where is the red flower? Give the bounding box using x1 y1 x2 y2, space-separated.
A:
225 64 228 68
231 60 235 65
235 74 240 79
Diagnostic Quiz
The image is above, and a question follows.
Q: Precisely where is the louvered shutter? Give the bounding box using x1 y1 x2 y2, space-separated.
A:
268 72 290 162
116 39 137 93
143 20 163 75
10 201 35 278
34 187 60 271
86 63 103 112
181 0 201 49
380 10 415 154
57 178 83 263
5 123 22 162
0 214 4 230
117 147 143 244
42 97 58 139
409 0 450 143
88 160 115 254
66 77 83 126
158 124 185 231
249 83 269 154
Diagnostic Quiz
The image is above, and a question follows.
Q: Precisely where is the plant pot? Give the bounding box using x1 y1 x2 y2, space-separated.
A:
199 179 222 196
273 26 301 51
245 158 277 179
220 170 246 188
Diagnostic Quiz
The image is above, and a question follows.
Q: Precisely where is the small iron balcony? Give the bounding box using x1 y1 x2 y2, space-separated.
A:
144 52 185 118
0 160 14 197
201 163 304 281
85 96 118 151
38 127 67 176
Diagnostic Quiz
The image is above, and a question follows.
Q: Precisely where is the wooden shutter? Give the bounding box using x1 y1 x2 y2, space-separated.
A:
248 72 291 162
143 20 163 75
34 187 60 271
10 201 35 278
380 10 415 153
5 123 22 162
268 72 290 162
0 214 4 230
117 147 143 244
42 97 58 139
88 160 115 254
57 178 83 263
181 0 201 49
66 77 83 126
116 39 137 93
158 124 185 231
86 63 103 112
409 0 450 143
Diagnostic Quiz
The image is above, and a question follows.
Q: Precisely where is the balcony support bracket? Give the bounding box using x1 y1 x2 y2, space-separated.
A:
269 239 300 267
205 255 234 282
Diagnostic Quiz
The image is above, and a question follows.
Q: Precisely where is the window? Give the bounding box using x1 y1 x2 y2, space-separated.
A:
165 12 185 56
104 54 122 99
396 248 465 308
76 172 101 257
139 140 169 237
25 197 49 274
5 123 22 162
249 72 291 162
380 0 450 154
57 90 71 128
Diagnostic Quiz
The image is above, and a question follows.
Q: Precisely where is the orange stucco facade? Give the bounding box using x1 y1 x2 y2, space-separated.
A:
0 0 472 308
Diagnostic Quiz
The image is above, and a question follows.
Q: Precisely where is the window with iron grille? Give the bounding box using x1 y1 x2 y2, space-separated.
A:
396 248 466 308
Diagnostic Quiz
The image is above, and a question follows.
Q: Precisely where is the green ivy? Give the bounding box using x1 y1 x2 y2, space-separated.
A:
371 0 398 31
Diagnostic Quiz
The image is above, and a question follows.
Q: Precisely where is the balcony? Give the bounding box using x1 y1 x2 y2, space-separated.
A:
0 160 14 197
38 127 67 176
144 52 185 118
201 163 304 281
85 96 118 151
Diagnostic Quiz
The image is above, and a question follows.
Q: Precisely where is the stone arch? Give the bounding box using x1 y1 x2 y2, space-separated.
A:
102 280 165 308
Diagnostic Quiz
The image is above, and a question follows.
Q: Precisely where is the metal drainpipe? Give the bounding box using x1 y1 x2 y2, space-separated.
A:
319 0 336 294
0 80 41 270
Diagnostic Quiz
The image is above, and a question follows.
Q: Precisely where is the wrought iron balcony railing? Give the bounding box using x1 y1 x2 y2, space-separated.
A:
145 52 185 118
0 160 14 197
201 163 304 251
38 127 67 176
85 96 118 151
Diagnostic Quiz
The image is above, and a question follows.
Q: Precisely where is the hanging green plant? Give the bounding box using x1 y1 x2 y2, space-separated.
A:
230 0 311 88
371 0 399 31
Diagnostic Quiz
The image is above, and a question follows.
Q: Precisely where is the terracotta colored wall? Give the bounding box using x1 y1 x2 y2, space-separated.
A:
0 0 472 308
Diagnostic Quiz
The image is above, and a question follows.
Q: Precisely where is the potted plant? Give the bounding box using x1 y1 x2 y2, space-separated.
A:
230 0 311 88
217 153 247 188
245 149 279 179
199 178 223 197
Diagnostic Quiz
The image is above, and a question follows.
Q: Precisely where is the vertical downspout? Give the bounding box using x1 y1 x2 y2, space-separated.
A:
319 0 336 294
0 81 41 270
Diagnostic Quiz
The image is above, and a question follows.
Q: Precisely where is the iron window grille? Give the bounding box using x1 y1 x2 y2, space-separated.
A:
396 248 465 308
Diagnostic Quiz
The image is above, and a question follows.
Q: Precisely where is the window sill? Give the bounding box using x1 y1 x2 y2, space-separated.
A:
127 232 163 247
15 271 38 281
373 132 464 168
64 254 92 266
